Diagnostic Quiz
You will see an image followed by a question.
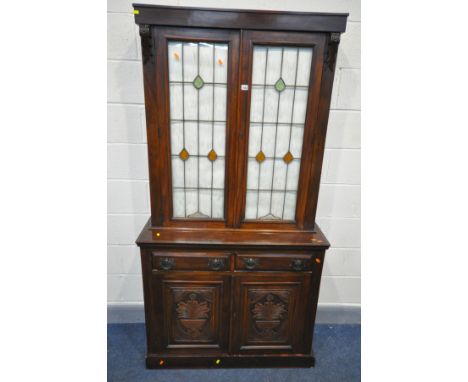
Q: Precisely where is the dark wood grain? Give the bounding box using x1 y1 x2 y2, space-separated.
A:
152 27 240 229
152 272 231 353
231 273 312 354
145 353 315 368
235 252 319 272
133 4 347 33
136 218 330 250
303 34 341 229
236 30 327 229
131 5 347 369
151 251 231 271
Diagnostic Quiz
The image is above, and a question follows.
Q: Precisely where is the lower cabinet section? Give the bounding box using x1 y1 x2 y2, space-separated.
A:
142 249 325 368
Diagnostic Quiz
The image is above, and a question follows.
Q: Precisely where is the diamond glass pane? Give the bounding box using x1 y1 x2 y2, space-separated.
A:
193 74 205 89
168 41 228 219
274 78 286 92
245 45 313 221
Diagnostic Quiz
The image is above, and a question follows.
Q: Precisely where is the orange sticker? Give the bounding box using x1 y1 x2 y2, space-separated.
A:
217 58 223 65
174 52 180 60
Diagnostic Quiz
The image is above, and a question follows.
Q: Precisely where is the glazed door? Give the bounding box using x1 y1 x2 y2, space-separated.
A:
234 31 327 229
151 272 231 353
152 27 240 227
149 28 329 230
231 274 313 354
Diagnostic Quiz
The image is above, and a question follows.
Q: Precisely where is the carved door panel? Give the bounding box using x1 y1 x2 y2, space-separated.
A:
152 273 231 353
231 274 312 354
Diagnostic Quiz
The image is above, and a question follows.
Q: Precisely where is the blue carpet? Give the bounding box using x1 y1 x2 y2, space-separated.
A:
108 323 360 382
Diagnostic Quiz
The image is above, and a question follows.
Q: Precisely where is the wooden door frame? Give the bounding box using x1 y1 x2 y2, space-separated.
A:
234 30 327 230
148 26 241 228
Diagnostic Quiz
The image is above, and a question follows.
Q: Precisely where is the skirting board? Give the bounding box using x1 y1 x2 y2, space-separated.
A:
107 302 360 324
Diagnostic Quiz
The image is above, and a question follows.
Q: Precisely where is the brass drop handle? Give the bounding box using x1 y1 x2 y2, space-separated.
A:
159 257 175 270
290 259 306 271
244 257 259 270
208 258 225 271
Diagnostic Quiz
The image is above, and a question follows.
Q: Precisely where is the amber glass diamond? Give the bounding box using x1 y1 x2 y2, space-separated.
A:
283 151 294 164
193 75 204 89
207 149 218 161
179 148 189 161
274 78 286 92
255 151 266 163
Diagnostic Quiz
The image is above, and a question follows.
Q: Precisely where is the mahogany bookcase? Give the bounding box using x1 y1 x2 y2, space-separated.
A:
131 4 348 368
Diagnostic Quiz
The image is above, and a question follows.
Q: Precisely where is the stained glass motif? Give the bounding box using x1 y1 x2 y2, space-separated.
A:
283 151 294 164
274 78 286 92
179 148 189 161
255 151 266 163
207 149 218 162
193 74 205 89
168 41 228 219
245 45 313 221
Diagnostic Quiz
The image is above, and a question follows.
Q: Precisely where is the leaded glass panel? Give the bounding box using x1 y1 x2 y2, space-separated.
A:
168 41 228 219
245 45 313 221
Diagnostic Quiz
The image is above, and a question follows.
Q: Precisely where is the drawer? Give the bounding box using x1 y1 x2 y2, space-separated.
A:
235 253 319 272
152 251 230 271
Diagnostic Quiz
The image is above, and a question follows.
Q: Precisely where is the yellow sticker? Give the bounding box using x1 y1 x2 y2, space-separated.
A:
133 9 140 15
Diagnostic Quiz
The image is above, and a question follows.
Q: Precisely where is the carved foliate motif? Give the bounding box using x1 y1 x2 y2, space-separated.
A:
250 292 289 339
175 293 211 338
252 293 287 320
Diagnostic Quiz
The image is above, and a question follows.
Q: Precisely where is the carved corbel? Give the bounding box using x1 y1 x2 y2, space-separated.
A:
330 32 341 43
325 32 341 71
139 24 153 64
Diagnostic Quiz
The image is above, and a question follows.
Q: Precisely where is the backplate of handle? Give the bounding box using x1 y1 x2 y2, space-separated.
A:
159 257 175 270
243 257 259 270
290 259 307 271
208 258 226 271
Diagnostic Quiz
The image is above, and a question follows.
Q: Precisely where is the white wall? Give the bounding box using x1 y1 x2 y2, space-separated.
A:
107 0 361 308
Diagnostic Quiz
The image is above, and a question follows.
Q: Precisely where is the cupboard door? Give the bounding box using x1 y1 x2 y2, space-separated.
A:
153 28 240 226
152 273 231 353
231 274 313 354
236 31 326 228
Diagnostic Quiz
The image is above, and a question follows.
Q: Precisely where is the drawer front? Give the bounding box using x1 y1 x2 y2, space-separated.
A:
152 252 231 271
235 253 322 272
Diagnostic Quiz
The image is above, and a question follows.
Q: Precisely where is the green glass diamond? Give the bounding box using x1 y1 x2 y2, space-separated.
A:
274 78 286 92
192 75 204 89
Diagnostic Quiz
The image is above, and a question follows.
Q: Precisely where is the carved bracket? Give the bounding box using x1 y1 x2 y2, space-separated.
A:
330 32 341 43
139 24 150 37
324 32 341 72
139 24 154 64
